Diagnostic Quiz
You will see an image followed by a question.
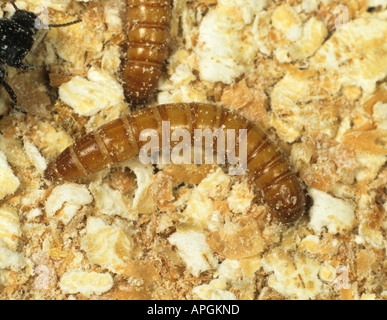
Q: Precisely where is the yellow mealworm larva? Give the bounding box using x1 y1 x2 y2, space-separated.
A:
45 103 306 223
122 0 172 104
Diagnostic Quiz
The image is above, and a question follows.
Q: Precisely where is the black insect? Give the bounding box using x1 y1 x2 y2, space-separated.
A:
0 1 81 105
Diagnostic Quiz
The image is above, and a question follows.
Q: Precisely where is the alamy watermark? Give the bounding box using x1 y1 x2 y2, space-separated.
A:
34 6 50 30
334 5 349 29
333 265 350 290
138 121 248 175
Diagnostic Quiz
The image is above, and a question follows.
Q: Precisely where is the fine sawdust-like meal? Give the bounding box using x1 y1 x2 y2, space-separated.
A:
0 0 386 300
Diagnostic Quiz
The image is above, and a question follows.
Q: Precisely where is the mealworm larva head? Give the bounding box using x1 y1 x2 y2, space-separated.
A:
44 161 62 182
44 146 87 183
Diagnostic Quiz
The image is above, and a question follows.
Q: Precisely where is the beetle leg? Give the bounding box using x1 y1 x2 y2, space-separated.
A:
0 65 26 113
13 62 42 71
0 64 17 106
2 81 18 106
10 1 19 11
1 77 25 114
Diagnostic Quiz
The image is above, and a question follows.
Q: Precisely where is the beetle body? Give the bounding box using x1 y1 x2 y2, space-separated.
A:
122 0 172 104
45 103 306 224
0 1 80 105
0 16 35 67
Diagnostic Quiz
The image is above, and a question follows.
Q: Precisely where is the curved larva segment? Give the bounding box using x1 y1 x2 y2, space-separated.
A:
123 0 172 104
45 103 306 223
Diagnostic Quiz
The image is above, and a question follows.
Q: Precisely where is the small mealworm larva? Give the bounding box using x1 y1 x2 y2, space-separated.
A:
44 103 306 224
122 0 172 104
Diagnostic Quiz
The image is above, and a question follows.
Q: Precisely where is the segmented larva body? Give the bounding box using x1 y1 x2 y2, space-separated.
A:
45 103 306 224
122 0 172 104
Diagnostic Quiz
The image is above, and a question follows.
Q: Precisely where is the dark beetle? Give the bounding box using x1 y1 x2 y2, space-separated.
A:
0 1 80 105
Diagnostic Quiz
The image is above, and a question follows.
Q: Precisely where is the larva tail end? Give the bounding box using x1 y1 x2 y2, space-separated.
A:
274 192 306 224
265 180 306 224
275 203 305 224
